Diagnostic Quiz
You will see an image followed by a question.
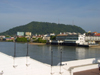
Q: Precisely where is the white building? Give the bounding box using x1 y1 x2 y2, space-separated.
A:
25 32 32 36
55 33 88 46
43 36 50 40
50 33 55 36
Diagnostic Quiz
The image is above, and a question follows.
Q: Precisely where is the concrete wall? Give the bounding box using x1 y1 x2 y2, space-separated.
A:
0 52 100 75
0 52 51 75
61 58 100 75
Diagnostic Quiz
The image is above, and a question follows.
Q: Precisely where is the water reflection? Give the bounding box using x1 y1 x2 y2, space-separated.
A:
76 47 86 59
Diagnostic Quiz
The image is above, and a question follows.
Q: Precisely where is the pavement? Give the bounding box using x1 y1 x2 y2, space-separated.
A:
74 68 100 75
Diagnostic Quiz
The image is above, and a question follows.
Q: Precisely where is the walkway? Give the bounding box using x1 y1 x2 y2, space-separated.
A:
74 68 100 75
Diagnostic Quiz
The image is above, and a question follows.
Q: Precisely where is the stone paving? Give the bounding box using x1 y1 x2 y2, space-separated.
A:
74 68 100 75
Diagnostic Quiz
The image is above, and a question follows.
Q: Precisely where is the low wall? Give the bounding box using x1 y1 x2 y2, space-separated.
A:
71 64 98 75
0 52 51 75
0 52 100 75
61 58 100 75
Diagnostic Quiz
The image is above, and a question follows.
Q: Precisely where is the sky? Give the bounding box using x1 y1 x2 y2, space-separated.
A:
0 0 100 33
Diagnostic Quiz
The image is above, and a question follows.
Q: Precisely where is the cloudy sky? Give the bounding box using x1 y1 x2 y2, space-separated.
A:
0 0 100 33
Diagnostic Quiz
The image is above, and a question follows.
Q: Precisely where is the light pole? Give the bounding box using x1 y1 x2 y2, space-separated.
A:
26 40 30 66
59 49 62 74
13 40 17 68
51 49 53 75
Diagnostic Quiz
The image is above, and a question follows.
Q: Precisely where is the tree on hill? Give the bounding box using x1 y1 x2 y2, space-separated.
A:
0 21 85 35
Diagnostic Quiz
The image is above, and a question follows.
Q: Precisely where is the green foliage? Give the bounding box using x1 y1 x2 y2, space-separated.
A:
5 35 10 38
34 38 46 43
50 36 56 40
16 37 27 42
0 21 86 35
32 38 37 40
7 40 13 42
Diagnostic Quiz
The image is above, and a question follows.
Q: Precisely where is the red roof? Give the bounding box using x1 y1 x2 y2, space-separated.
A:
95 33 100 36
57 34 68 36
93 32 97 34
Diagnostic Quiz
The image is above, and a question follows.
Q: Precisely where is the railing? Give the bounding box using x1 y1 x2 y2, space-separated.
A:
85 36 100 41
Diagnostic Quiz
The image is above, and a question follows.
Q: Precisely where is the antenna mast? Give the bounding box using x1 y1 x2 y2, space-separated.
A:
72 20 74 26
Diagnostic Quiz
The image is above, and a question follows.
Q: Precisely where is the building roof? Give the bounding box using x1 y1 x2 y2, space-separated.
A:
57 34 68 36
93 32 97 33
94 33 100 36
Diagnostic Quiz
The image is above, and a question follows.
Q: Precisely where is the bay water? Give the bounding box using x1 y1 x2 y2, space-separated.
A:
0 42 100 65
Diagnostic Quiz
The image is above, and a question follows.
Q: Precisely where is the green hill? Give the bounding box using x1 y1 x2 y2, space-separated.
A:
0 21 85 35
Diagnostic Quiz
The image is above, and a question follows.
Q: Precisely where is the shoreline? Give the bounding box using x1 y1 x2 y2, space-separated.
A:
90 46 100 48
29 42 46 45
89 44 100 48
29 42 100 48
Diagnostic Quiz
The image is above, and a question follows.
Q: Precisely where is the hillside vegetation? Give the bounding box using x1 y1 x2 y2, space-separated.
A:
0 21 85 35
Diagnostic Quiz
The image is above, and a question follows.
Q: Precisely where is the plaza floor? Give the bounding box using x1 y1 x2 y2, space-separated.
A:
74 68 100 75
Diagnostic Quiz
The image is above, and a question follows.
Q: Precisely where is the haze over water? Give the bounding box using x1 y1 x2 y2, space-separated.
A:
0 42 100 65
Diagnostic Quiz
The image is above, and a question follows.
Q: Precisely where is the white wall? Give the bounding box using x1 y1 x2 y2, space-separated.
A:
85 36 100 41
61 58 100 75
76 34 86 44
0 52 99 75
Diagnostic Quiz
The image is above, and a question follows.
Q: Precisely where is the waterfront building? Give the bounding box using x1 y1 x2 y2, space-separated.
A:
56 33 88 46
49 31 100 46
56 34 68 41
85 32 100 44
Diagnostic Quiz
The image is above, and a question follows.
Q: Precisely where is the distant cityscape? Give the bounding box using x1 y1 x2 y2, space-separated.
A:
0 31 100 47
